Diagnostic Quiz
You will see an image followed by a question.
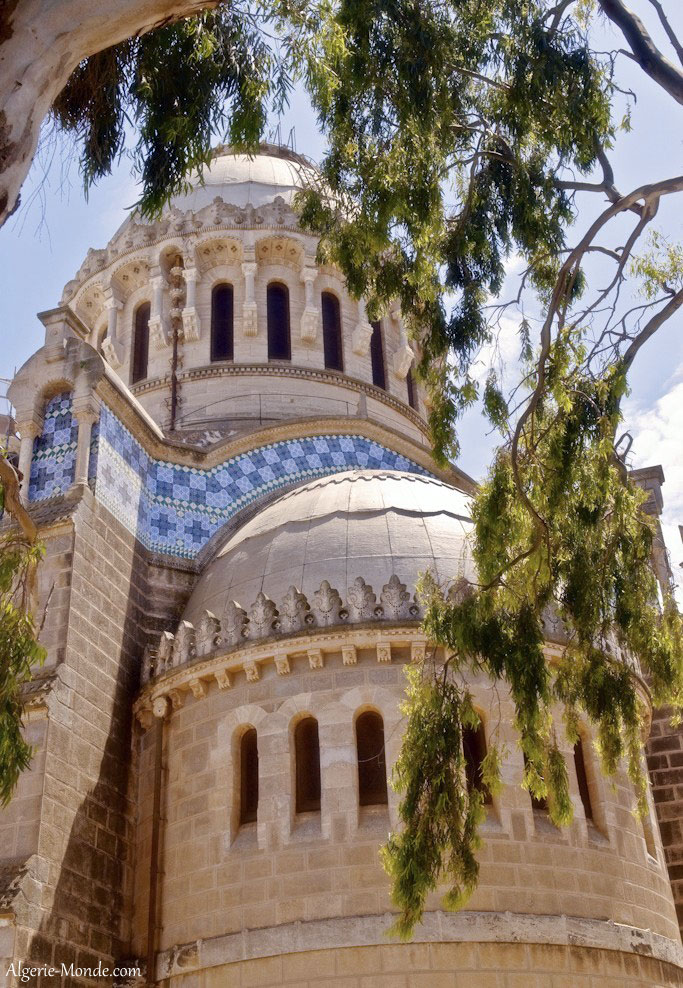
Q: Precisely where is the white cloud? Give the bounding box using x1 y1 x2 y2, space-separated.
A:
624 365 683 595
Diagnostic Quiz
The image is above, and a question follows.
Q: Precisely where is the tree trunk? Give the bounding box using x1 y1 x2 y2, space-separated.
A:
0 0 219 226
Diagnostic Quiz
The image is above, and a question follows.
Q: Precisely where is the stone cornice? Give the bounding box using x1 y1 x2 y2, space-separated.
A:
129 361 430 438
157 910 683 979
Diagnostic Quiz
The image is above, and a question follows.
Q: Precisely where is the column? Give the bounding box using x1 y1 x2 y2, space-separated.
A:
16 420 41 503
182 266 200 342
101 295 123 368
241 261 258 337
149 271 167 349
300 267 318 342
71 403 99 488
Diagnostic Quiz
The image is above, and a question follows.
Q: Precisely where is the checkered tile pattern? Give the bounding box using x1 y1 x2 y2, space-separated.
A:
30 397 432 559
28 392 79 500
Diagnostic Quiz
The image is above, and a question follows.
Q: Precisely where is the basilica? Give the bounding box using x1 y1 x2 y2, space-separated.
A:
0 144 682 986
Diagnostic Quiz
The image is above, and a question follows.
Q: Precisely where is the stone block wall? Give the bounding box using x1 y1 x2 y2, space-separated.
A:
646 706 683 934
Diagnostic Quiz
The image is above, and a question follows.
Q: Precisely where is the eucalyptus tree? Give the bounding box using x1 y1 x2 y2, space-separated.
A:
1 0 683 937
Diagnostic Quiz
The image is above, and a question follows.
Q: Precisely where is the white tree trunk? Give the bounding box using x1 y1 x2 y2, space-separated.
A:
0 0 218 226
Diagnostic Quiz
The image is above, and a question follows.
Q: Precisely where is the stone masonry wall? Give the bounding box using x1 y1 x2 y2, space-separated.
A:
646 706 683 936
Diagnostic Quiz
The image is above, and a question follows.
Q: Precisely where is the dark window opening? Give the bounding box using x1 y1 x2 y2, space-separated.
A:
524 753 548 812
211 283 234 361
370 321 386 390
463 723 492 804
267 282 291 361
239 728 259 825
574 739 593 822
406 366 417 409
295 717 321 813
356 711 388 806
322 291 343 371
132 302 150 384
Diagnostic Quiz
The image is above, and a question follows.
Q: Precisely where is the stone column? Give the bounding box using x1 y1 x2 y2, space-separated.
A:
182 266 200 342
101 294 123 368
241 261 258 337
149 269 168 349
71 399 99 489
16 419 42 502
300 267 318 342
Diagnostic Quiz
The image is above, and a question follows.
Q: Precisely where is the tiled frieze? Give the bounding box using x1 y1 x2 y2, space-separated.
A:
28 391 78 499
30 395 430 559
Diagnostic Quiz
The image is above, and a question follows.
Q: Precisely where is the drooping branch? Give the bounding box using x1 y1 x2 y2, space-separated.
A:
598 0 683 104
0 458 36 544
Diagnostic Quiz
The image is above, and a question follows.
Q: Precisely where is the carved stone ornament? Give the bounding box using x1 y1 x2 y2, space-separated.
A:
342 644 357 666
308 648 324 670
243 661 260 683
247 592 279 640
223 600 248 646
352 320 373 356
274 652 291 676
346 576 377 622
101 337 123 368
279 586 311 634
376 642 392 664
311 580 344 626
380 574 411 620
196 610 221 657
411 641 426 663
182 307 200 343
392 342 415 379
157 631 175 675
173 620 196 666
215 668 232 690
300 308 319 343
242 302 258 337
149 314 168 350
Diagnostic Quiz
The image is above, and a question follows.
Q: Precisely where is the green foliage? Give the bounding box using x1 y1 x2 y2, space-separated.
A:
0 519 45 806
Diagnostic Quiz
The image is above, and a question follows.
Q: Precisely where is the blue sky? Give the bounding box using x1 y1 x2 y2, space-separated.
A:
0 2 681 580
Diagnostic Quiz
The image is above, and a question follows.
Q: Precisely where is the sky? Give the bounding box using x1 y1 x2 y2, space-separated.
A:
0 2 681 584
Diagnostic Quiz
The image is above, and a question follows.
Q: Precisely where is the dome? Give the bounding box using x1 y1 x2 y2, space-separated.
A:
182 469 475 626
167 143 319 213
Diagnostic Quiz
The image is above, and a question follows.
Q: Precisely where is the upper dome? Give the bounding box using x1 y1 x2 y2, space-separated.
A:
182 469 474 627
168 143 319 212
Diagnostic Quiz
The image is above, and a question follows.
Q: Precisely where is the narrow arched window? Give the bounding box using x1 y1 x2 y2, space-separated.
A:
267 282 291 361
239 728 259 825
356 711 388 806
406 366 417 409
322 292 343 371
463 723 492 804
524 753 548 812
574 739 593 822
370 321 386 390
211 283 234 361
295 717 321 813
131 302 150 384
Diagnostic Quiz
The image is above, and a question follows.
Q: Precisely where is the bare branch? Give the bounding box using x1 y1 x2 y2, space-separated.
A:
646 0 683 67
598 0 683 104
621 288 683 370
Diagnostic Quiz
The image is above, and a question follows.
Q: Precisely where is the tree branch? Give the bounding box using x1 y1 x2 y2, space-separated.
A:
0 458 37 544
646 0 683 67
598 0 683 104
621 288 683 370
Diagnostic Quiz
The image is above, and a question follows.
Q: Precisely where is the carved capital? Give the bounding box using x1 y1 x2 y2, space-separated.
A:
149 314 168 350
215 669 232 690
342 644 357 666
182 307 200 343
242 302 258 337
352 320 373 357
101 336 123 368
300 308 318 343
152 695 169 719
393 343 415 379
376 642 392 664
307 648 324 670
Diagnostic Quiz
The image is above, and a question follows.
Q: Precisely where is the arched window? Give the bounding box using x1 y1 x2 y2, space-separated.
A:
267 282 291 361
239 728 259 825
356 711 388 806
322 291 343 371
463 723 492 804
524 753 548 812
573 739 593 823
211 283 234 361
370 321 386 390
406 366 417 409
295 717 321 813
131 302 150 384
